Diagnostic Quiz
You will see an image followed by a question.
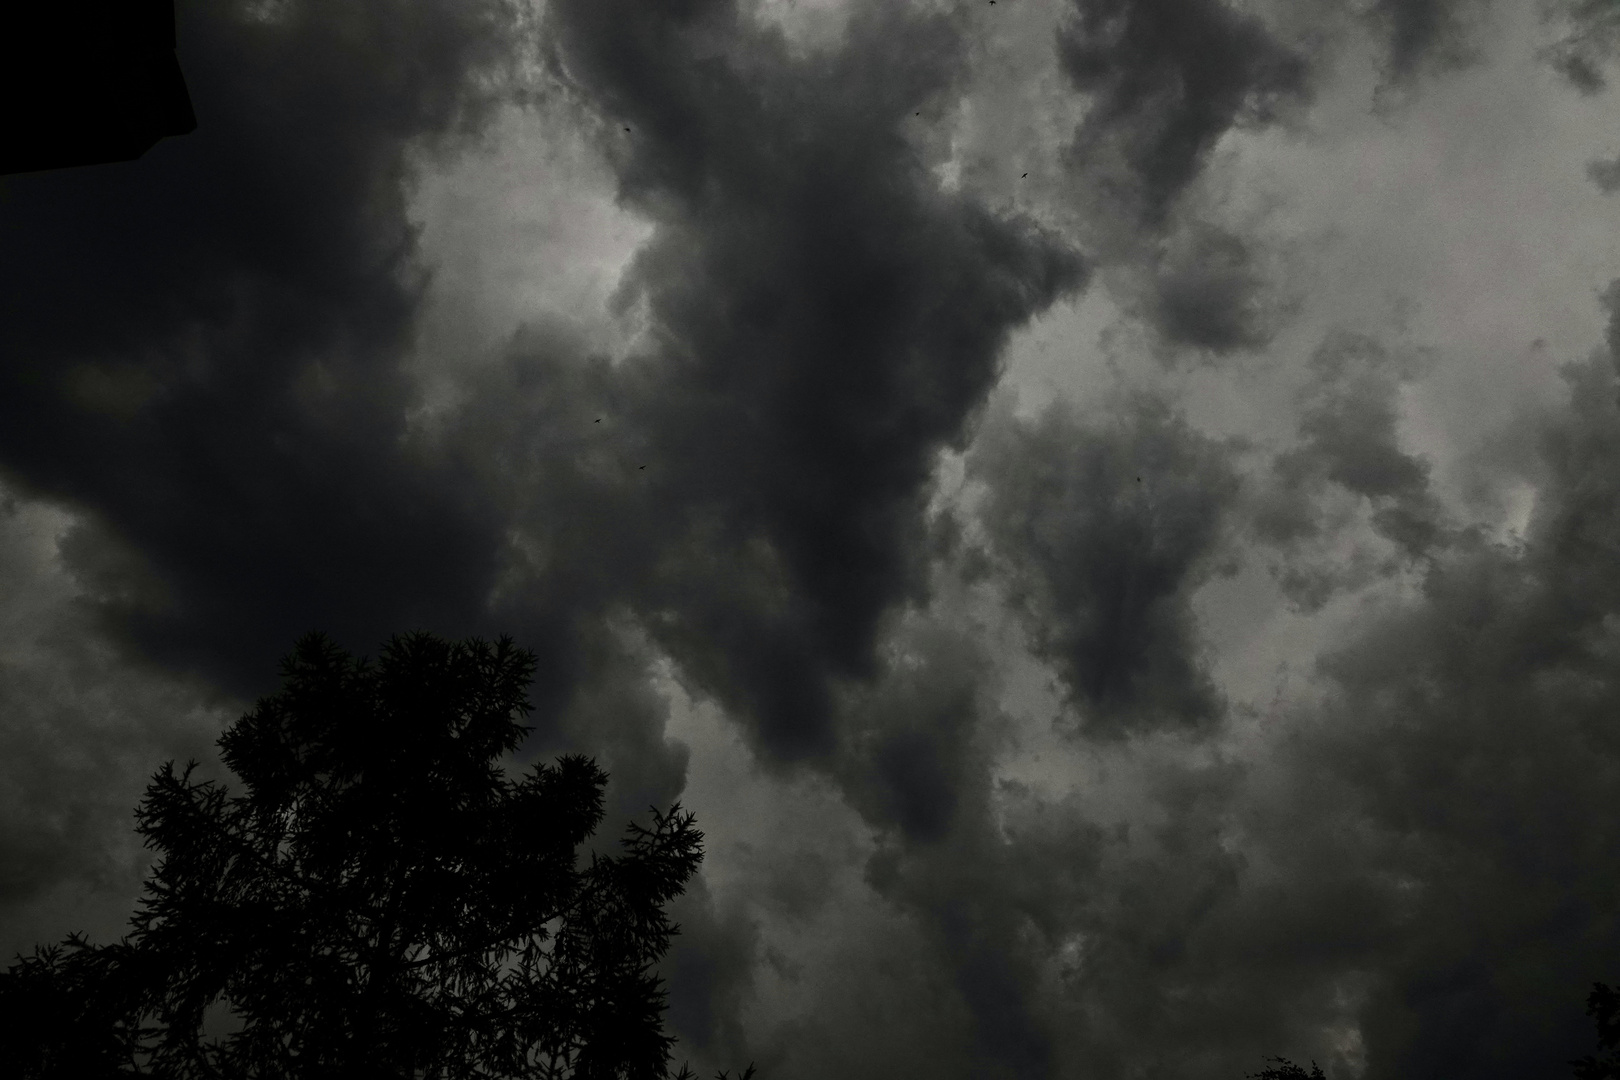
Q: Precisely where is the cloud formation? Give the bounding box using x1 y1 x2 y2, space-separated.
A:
0 491 224 964
4 3 1620 1080
1257 349 1620 1080
1052 0 1310 355
1364 0 1491 81
1252 331 1449 609
1543 0 1620 92
969 394 1242 737
1057 0 1309 228
511 0 1085 763
0 0 534 694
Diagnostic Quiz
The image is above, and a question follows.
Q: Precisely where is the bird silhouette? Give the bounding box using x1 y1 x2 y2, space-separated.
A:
595 418 602 423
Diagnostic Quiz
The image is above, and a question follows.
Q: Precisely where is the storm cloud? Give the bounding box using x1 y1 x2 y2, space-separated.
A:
1252 330 1449 609
4 2 1620 1079
968 394 1242 737
500 0 1086 763
0 0 533 694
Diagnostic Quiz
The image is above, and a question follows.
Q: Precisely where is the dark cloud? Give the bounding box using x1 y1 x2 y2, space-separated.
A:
853 343 1620 1080
0 492 226 963
1050 0 1507 357
1603 278 1620 372
660 876 759 1075
1 1 1089 1063
1589 154 1620 194
521 0 1085 763
1260 354 1620 1080
6 4 1618 1080
0 647 217 951
1363 0 1490 84
817 316 1620 1080
1138 221 1297 354
1290 333 1443 551
1251 330 1449 609
1542 0 1620 92
429 5 1089 1060
548 619 693 842
1057 0 1310 229
0 0 713 1042
845 623 1069 1080
835 621 995 846
836 622 1273 1080
967 395 1242 738
0 0 536 696
1051 0 1310 357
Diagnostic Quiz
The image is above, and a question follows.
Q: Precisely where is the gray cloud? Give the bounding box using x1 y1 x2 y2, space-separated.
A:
1363 0 1490 83
515 0 1085 764
1057 0 1310 229
839 341 1620 1080
431 3 1089 1057
0 492 226 964
660 875 760 1075
967 394 1242 738
1251 330 1450 610
839 620 1071 1079
823 613 1272 1080
1052 0 1311 356
835 623 991 845
1604 278 1620 371
1543 0 1620 92
1588 154 1620 194
1142 223 1291 354
1259 355 1620 1079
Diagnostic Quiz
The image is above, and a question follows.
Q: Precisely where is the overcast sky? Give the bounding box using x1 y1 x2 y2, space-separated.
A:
3 0 1620 1077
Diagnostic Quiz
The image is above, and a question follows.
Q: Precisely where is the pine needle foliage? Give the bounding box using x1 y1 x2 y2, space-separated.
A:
1571 982 1620 1080
0 631 719 1080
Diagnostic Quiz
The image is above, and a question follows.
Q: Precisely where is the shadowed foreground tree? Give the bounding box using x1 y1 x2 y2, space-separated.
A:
1246 1057 1325 1080
0 631 749 1080
1571 982 1620 1080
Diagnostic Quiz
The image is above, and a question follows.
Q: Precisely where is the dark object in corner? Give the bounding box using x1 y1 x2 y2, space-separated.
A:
1 0 196 176
1571 982 1620 1080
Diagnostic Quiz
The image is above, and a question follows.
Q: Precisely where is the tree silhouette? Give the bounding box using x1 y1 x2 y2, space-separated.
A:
0 631 742 1080
1246 1057 1325 1080
1572 982 1620 1080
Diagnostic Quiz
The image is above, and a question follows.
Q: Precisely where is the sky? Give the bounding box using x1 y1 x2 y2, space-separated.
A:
2 0 1620 1077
